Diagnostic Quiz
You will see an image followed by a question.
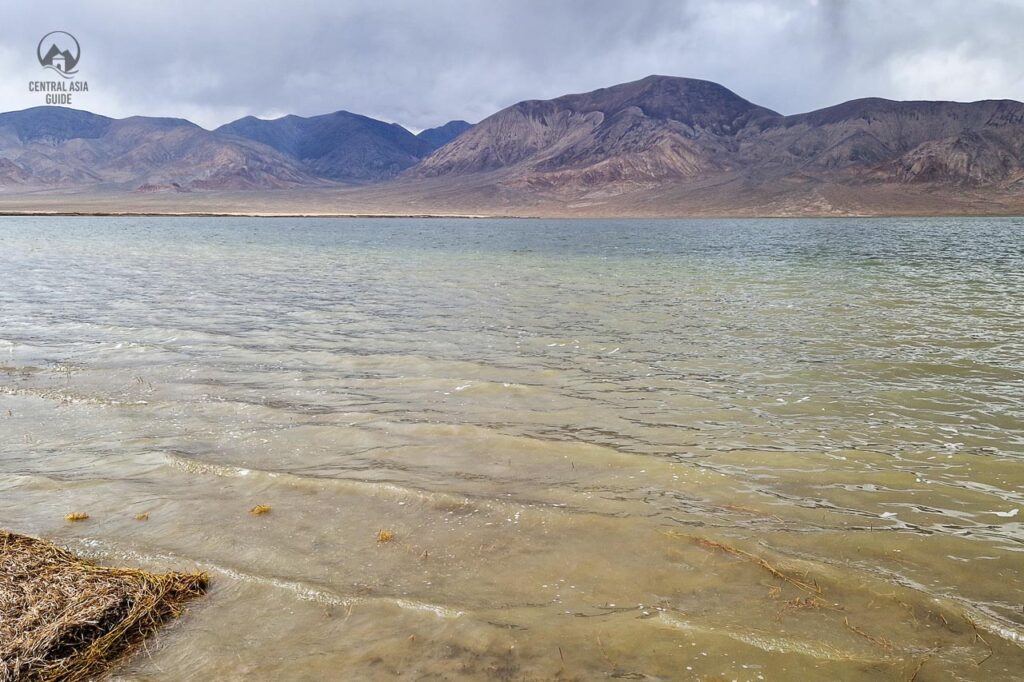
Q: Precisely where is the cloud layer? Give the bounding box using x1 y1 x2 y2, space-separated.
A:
2 0 1023 130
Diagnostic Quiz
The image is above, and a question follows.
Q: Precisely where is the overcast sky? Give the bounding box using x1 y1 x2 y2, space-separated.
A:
2 0 1023 131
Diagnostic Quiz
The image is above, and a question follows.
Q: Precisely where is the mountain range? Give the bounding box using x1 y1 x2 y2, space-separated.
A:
216 112 469 182
2 75 1024 216
0 106 470 192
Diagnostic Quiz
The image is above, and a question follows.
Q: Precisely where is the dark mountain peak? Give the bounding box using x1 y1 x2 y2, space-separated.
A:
624 74 759 101
0 106 314 190
310 110 389 126
785 96 1024 128
217 108 434 182
0 106 112 143
313 109 356 121
786 97 920 126
547 75 781 129
320 110 414 136
417 120 472 149
413 75 780 177
117 115 201 130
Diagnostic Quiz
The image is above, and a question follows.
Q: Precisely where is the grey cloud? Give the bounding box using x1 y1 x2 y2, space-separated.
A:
2 0 1022 130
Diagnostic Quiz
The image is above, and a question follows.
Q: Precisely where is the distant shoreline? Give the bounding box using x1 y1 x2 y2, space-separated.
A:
2 210 1023 219
0 211 505 219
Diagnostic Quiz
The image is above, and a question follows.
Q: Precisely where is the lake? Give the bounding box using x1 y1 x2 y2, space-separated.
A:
1 216 1022 680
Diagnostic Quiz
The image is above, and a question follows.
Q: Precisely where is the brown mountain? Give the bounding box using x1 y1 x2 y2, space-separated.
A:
415 76 778 181
740 97 1024 184
0 107 465 192
415 120 473 149
405 75 1024 213
216 111 437 182
0 107 315 192
2 77 1024 216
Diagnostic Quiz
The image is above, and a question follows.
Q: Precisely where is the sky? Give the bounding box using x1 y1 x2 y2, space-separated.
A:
2 0 1024 131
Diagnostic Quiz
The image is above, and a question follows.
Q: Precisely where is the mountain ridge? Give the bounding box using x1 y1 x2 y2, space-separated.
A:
0 107 314 191
416 120 473 149
216 110 435 182
2 76 1024 215
411 76 1024 192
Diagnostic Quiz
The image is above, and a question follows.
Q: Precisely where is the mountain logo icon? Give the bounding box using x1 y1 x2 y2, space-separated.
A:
37 31 80 78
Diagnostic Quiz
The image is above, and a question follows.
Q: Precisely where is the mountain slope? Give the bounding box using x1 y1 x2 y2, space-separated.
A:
0 107 112 144
413 76 780 184
2 76 1024 217
744 98 1024 185
216 111 433 182
0 107 315 191
410 76 1024 197
416 120 472 148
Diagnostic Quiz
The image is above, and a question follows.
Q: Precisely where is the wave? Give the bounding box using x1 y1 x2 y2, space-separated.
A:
67 537 464 620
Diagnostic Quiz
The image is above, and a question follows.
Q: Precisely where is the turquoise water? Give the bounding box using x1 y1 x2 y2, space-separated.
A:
1 217 1022 680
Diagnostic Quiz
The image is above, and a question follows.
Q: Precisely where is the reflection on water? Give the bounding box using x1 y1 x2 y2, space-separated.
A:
1 217 1022 680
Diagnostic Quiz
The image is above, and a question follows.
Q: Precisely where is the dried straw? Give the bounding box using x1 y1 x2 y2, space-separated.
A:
0 531 207 681
664 531 821 595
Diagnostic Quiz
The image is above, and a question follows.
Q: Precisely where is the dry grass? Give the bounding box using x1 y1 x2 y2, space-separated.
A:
665 531 821 595
0 530 207 681
64 513 89 523
377 529 395 543
966 617 994 665
249 505 272 516
781 595 834 613
843 617 895 651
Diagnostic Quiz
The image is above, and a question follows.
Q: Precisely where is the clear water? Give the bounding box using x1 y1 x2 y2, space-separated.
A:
1 217 1022 680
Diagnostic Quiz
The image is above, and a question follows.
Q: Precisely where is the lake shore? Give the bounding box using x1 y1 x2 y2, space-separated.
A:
3 176 1024 219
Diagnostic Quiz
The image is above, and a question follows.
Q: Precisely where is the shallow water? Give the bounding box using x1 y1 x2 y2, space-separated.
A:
1 216 1022 680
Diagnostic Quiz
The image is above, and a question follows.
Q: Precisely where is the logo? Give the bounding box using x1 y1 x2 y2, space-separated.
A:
28 31 89 104
37 31 80 78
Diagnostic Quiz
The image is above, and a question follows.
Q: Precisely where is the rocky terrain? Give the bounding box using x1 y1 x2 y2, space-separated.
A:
2 75 1023 215
217 112 469 182
411 76 1024 201
415 120 473 150
414 76 778 181
0 107 313 191
0 107 472 192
